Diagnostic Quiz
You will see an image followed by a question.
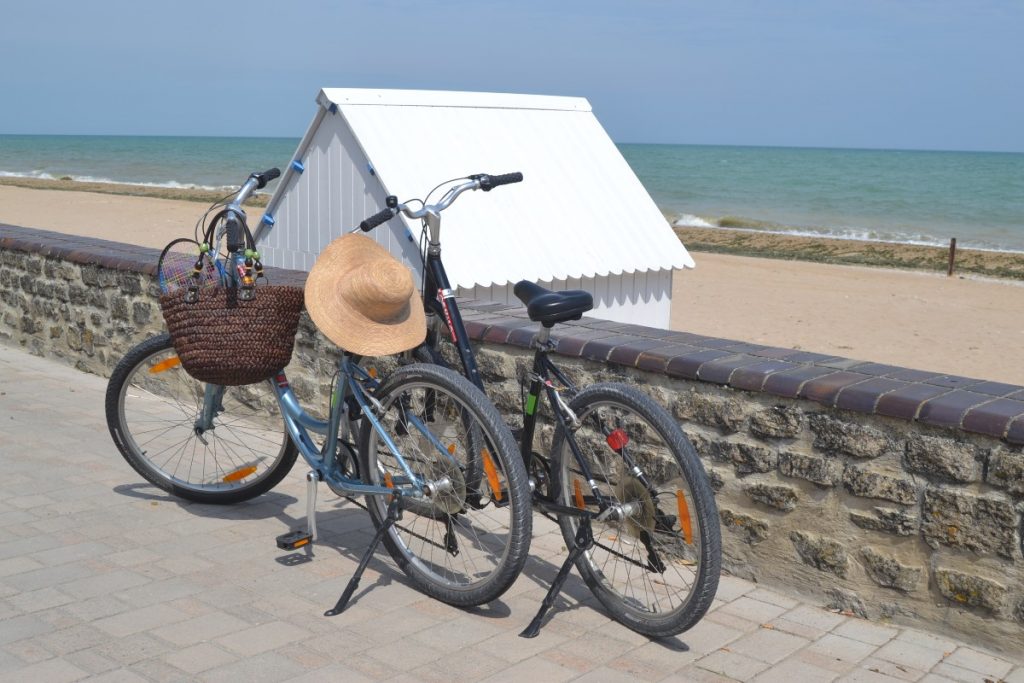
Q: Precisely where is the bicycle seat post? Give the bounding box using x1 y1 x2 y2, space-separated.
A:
534 322 555 349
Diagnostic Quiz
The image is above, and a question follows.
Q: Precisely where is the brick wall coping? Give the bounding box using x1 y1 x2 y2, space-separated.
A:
5 222 1024 445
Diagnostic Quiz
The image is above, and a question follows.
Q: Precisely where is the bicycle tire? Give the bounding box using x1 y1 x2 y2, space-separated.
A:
548 383 721 637
358 363 532 607
105 333 298 504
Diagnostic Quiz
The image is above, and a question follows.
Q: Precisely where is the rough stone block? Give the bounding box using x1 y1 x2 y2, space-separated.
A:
809 413 897 459
132 302 152 325
904 434 982 482
674 391 747 433
934 568 1006 612
118 272 143 295
842 465 918 505
68 283 89 306
706 468 725 492
24 255 42 275
720 508 769 544
849 507 918 536
81 264 101 286
743 482 798 511
689 432 738 464
475 348 518 383
920 488 1019 558
790 530 849 577
3 290 27 310
825 588 868 618
1015 599 1024 624
778 451 842 487
860 547 922 592
749 405 803 439
111 296 130 321
732 442 777 475
987 449 1024 496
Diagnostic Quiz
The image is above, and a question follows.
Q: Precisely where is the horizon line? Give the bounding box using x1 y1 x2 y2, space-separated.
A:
1 131 1021 156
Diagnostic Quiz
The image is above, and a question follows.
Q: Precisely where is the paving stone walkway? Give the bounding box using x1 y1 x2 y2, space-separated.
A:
0 344 1021 682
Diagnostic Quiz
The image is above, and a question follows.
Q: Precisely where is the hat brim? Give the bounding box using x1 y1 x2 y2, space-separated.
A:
305 234 426 356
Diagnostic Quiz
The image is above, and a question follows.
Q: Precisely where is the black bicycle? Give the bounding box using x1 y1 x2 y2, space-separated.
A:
356 173 721 638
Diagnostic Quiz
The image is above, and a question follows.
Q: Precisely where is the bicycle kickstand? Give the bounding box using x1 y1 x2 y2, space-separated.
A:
324 496 402 617
520 515 595 638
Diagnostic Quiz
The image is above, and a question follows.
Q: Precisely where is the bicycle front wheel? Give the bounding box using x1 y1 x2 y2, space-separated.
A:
359 363 531 607
549 383 721 637
105 333 298 504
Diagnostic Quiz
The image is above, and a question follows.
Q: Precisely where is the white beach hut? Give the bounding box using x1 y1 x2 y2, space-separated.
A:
255 88 694 328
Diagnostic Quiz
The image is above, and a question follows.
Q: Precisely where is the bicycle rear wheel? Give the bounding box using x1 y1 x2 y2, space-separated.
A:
549 383 721 637
105 333 298 504
358 363 531 607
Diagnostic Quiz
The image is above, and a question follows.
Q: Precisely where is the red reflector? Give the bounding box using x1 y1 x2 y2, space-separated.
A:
606 429 629 451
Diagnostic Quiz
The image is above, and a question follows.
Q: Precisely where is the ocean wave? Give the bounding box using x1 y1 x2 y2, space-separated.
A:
670 210 1024 254
671 213 717 228
0 170 232 192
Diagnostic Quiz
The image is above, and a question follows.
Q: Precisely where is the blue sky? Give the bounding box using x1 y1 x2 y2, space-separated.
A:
2 0 1021 151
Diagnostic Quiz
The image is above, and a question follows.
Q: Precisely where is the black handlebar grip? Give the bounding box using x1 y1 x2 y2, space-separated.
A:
252 168 281 189
359 208 396 232
225 215 243 252
479 172 524 191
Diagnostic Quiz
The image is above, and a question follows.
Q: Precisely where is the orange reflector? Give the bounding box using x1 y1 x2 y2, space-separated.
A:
223 466 257 482
149 356 181 374
573 480 585 509
480 448 502 502
448 443 457 455
606 428 629 451
384 472 394 488
368 367 378 379
292 537 309 548
676 490 693 545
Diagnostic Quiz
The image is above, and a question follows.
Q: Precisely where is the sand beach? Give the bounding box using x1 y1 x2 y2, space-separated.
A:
3 179 1023 386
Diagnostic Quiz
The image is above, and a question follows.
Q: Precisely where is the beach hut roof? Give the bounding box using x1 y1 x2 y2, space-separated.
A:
261 88 693 289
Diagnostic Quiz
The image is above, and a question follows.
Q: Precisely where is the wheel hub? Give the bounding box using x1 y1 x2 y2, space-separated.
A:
615 477 657 539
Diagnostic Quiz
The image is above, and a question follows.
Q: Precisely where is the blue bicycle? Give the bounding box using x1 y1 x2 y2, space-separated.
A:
105 170 532 609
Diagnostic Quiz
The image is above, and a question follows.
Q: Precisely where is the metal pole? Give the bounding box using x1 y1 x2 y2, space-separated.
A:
947 238 957 277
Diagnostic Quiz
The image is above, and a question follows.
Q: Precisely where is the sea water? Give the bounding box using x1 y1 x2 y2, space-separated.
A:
2 134 1022 252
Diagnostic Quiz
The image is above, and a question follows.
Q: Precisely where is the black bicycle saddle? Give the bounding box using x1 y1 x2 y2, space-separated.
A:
513 280 594 327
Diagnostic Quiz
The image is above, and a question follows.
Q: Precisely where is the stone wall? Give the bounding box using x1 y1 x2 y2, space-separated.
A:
2 224 1022 654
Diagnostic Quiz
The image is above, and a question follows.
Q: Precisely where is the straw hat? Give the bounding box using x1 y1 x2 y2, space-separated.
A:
305 234 425 356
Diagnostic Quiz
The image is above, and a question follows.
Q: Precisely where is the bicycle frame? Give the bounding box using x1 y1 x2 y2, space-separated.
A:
198 348 465 500
422 250 485 391
420 252 601 500
421 251 666 509
200 183 458 500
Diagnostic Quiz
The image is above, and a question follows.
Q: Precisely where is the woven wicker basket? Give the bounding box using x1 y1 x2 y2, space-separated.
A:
159 285 305 386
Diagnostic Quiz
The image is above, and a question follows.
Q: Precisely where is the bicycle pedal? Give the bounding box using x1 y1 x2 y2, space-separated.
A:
276 530 313 550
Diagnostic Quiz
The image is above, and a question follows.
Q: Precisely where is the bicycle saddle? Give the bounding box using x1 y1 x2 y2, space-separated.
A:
513 280 594 327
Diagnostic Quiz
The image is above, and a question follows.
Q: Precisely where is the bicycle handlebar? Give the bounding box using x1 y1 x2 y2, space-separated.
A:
360 207 396 232
355 171 523 233
220 169 282 251
473 172 523 191
252 167 281 190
